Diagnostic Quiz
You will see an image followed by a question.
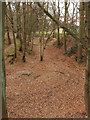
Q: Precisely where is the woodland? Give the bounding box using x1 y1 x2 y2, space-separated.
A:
0 1 90 118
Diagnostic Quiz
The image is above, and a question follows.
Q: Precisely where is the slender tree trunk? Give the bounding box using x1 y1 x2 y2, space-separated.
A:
77 2 84 63
57 27 60 46
19 32 23 52
40 22 44 62
85 2 90 118
16 3 22 52
16 3 19 39
63 2 67 54
52 2 56 38
76 4 78 25
71 3 75 24
12 29 17 58
8 3 17 58
5 11 11 45
30 32 34 51
22 3 26 62
19 24 22 52
40 21 44 61
57 1 60 47
40 36 43 61
6 27 11 45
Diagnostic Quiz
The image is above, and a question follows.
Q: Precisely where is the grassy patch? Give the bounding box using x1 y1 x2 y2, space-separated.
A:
36 28 64 35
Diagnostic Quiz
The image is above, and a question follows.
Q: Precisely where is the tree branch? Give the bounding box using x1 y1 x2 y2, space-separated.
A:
37 2 81 44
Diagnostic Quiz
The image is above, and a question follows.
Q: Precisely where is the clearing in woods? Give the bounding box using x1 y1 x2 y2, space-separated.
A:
6 38 86 118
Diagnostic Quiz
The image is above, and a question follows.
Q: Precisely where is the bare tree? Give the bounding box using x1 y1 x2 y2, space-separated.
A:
22 3 26 62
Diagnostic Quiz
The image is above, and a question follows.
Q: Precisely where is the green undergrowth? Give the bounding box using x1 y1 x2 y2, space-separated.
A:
5 39 35 61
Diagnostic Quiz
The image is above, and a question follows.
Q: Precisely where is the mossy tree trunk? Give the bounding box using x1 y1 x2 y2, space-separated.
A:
0 2 8 118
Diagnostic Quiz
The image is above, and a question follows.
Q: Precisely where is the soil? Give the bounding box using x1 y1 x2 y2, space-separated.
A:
5 39 87 118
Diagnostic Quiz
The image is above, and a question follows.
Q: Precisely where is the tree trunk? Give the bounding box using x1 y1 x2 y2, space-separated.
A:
16 3 22 52
63 2 67 54
5 10 11 45
0 2 8 118
57 1 61 47
85 2 90 118
8 3 17 58
52 2 56 38
77 2 84 63
30 32 34 51
22 3 26 62
6 27 11 45
40 36 43 61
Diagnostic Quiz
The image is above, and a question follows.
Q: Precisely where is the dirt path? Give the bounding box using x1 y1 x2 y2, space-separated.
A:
6 42 86 118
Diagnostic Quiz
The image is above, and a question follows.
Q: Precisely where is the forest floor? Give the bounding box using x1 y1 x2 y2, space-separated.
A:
5 38 87 118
